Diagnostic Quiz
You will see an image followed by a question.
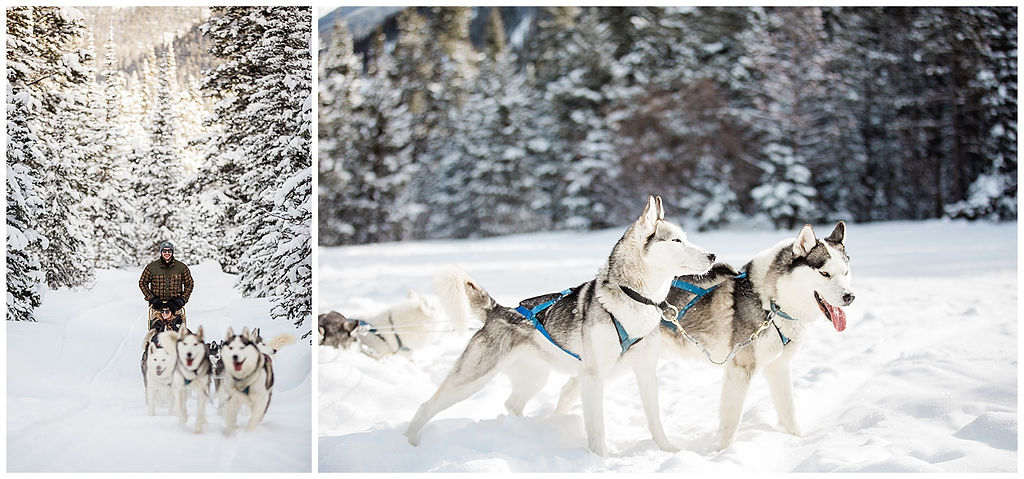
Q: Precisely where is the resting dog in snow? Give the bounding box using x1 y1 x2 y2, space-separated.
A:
319 291 440 358
405 196 716 456
661 222 854 448
221 327 292 433
172 326 213 433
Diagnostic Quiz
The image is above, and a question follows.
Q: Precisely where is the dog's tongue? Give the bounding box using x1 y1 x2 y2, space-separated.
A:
233 360 243 371
187 358 194 367
827 302 847 332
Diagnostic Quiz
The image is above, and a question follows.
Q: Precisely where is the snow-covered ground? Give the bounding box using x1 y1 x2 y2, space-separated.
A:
6 261 312 472
317 219 1017 472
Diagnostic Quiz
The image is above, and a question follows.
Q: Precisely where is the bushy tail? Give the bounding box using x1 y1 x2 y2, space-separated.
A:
267 333 297 353
433 267 494 334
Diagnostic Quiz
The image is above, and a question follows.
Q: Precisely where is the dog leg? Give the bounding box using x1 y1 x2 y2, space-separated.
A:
405 338 508 446
632 359 678 452
147 387 156 416
762 357 800 437
195 389 207 434
224 397 241 434
719 363 754 449
246 392 270 431
554 377 579 415
578 373 608 457
504 357 549 416
177 388 188 423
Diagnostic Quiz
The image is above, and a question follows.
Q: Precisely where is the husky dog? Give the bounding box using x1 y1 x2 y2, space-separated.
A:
660 222 854 448
318 311 358 349
319 291 439 358
208 340 225 395
172 326 213 433
221 327 276 433
405 196 716 456
144 331 179 416
141 317 183 383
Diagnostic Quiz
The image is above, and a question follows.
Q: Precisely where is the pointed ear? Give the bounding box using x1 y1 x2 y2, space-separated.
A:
148 342 157 355
226 326 234 340
827 221 846 246
639 195 659 224
654 195 665 221
196 325 204 341
793 224 817 257
242 327 251 340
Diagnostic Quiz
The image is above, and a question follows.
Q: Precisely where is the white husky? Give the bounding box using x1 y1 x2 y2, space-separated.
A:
221 327 288 433
144 331 179 416
405 196 716 456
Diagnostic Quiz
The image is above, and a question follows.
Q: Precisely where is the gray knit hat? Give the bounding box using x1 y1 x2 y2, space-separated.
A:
159 241 174 253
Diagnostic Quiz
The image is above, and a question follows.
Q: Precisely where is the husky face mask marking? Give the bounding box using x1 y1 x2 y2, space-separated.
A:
777 222 855 332
176 327 208 370
223 327 260 377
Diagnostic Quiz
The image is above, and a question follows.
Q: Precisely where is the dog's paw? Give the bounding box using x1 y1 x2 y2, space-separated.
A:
655 438 680 453
587 442 609 458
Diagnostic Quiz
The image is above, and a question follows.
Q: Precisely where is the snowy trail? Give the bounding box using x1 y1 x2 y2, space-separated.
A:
317 220 1017 472
7 263 312 472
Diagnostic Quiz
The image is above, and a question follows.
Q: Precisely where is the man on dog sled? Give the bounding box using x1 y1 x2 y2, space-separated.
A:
139 241 194 330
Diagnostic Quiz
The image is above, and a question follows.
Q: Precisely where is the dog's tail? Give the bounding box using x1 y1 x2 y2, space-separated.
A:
434 267 495 333
267 333 297 353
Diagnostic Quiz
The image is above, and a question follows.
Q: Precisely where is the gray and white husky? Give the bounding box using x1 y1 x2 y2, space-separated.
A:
660 221 854 448
221 327 277 433
404 196 716 456
172 326 213 433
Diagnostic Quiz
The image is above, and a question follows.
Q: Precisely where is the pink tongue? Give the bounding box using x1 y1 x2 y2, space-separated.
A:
827 303 847 332
234 361 243 371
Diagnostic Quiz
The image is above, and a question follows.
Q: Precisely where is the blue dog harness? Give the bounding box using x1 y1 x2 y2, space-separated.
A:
516 285 655 361
515 289 580 360
663 271 795 355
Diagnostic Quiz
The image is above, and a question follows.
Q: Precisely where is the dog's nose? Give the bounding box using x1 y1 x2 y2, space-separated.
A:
842 293 855 305
707 253 716 263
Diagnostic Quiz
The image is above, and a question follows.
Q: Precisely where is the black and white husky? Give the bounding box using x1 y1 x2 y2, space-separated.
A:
221 327 287 433
405 196 716 456
172 326 213 433
318 291 439 358
659 222 855 448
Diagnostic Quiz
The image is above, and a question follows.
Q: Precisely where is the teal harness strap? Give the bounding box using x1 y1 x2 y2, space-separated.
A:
611 316 643 355
669 272 748 324
516 289 580 361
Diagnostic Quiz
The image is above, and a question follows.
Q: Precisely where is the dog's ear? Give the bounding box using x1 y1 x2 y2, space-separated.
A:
242 327 251 341
826 221 846 246
654 195 665 221
148 342 157 355
793 224 817 257
196 325 204 341
342 320 359 334
318 326 325 342
639 195 659 225
226 326 235 340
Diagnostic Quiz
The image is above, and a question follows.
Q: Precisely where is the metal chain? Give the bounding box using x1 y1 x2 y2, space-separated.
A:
665 311 778 366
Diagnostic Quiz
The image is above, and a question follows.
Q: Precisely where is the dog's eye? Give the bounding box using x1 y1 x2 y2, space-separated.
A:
671 238 682 243
819 270 831 278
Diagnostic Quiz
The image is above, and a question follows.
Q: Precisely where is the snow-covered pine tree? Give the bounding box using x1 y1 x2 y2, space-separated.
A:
7 84 48 321
434 8 545 238
332 28 414 244
740 8 823 229
544 8 623 230
318 21 362 245
135 43 185 255
203 6 312 332
88 25 139 268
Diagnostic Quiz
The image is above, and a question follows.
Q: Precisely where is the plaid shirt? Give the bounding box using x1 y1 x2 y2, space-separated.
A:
139 258 194 303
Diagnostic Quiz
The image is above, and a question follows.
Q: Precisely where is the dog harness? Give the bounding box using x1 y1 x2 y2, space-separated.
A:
663 272 795 365
355 314 411 354
517 285 668 360
516 289 581 360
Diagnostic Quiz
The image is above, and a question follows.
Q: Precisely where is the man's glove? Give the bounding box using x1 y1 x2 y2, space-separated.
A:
169 298 185 311
149 298 161 307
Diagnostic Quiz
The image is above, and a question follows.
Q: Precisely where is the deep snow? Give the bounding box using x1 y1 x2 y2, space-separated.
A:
317 219 1017 472
6 261 312 472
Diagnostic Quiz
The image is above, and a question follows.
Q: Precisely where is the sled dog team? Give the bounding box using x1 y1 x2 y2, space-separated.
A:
374 196 855 456
142 323 295 433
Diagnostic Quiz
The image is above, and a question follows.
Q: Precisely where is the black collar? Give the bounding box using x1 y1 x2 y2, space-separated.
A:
618 285 670 311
